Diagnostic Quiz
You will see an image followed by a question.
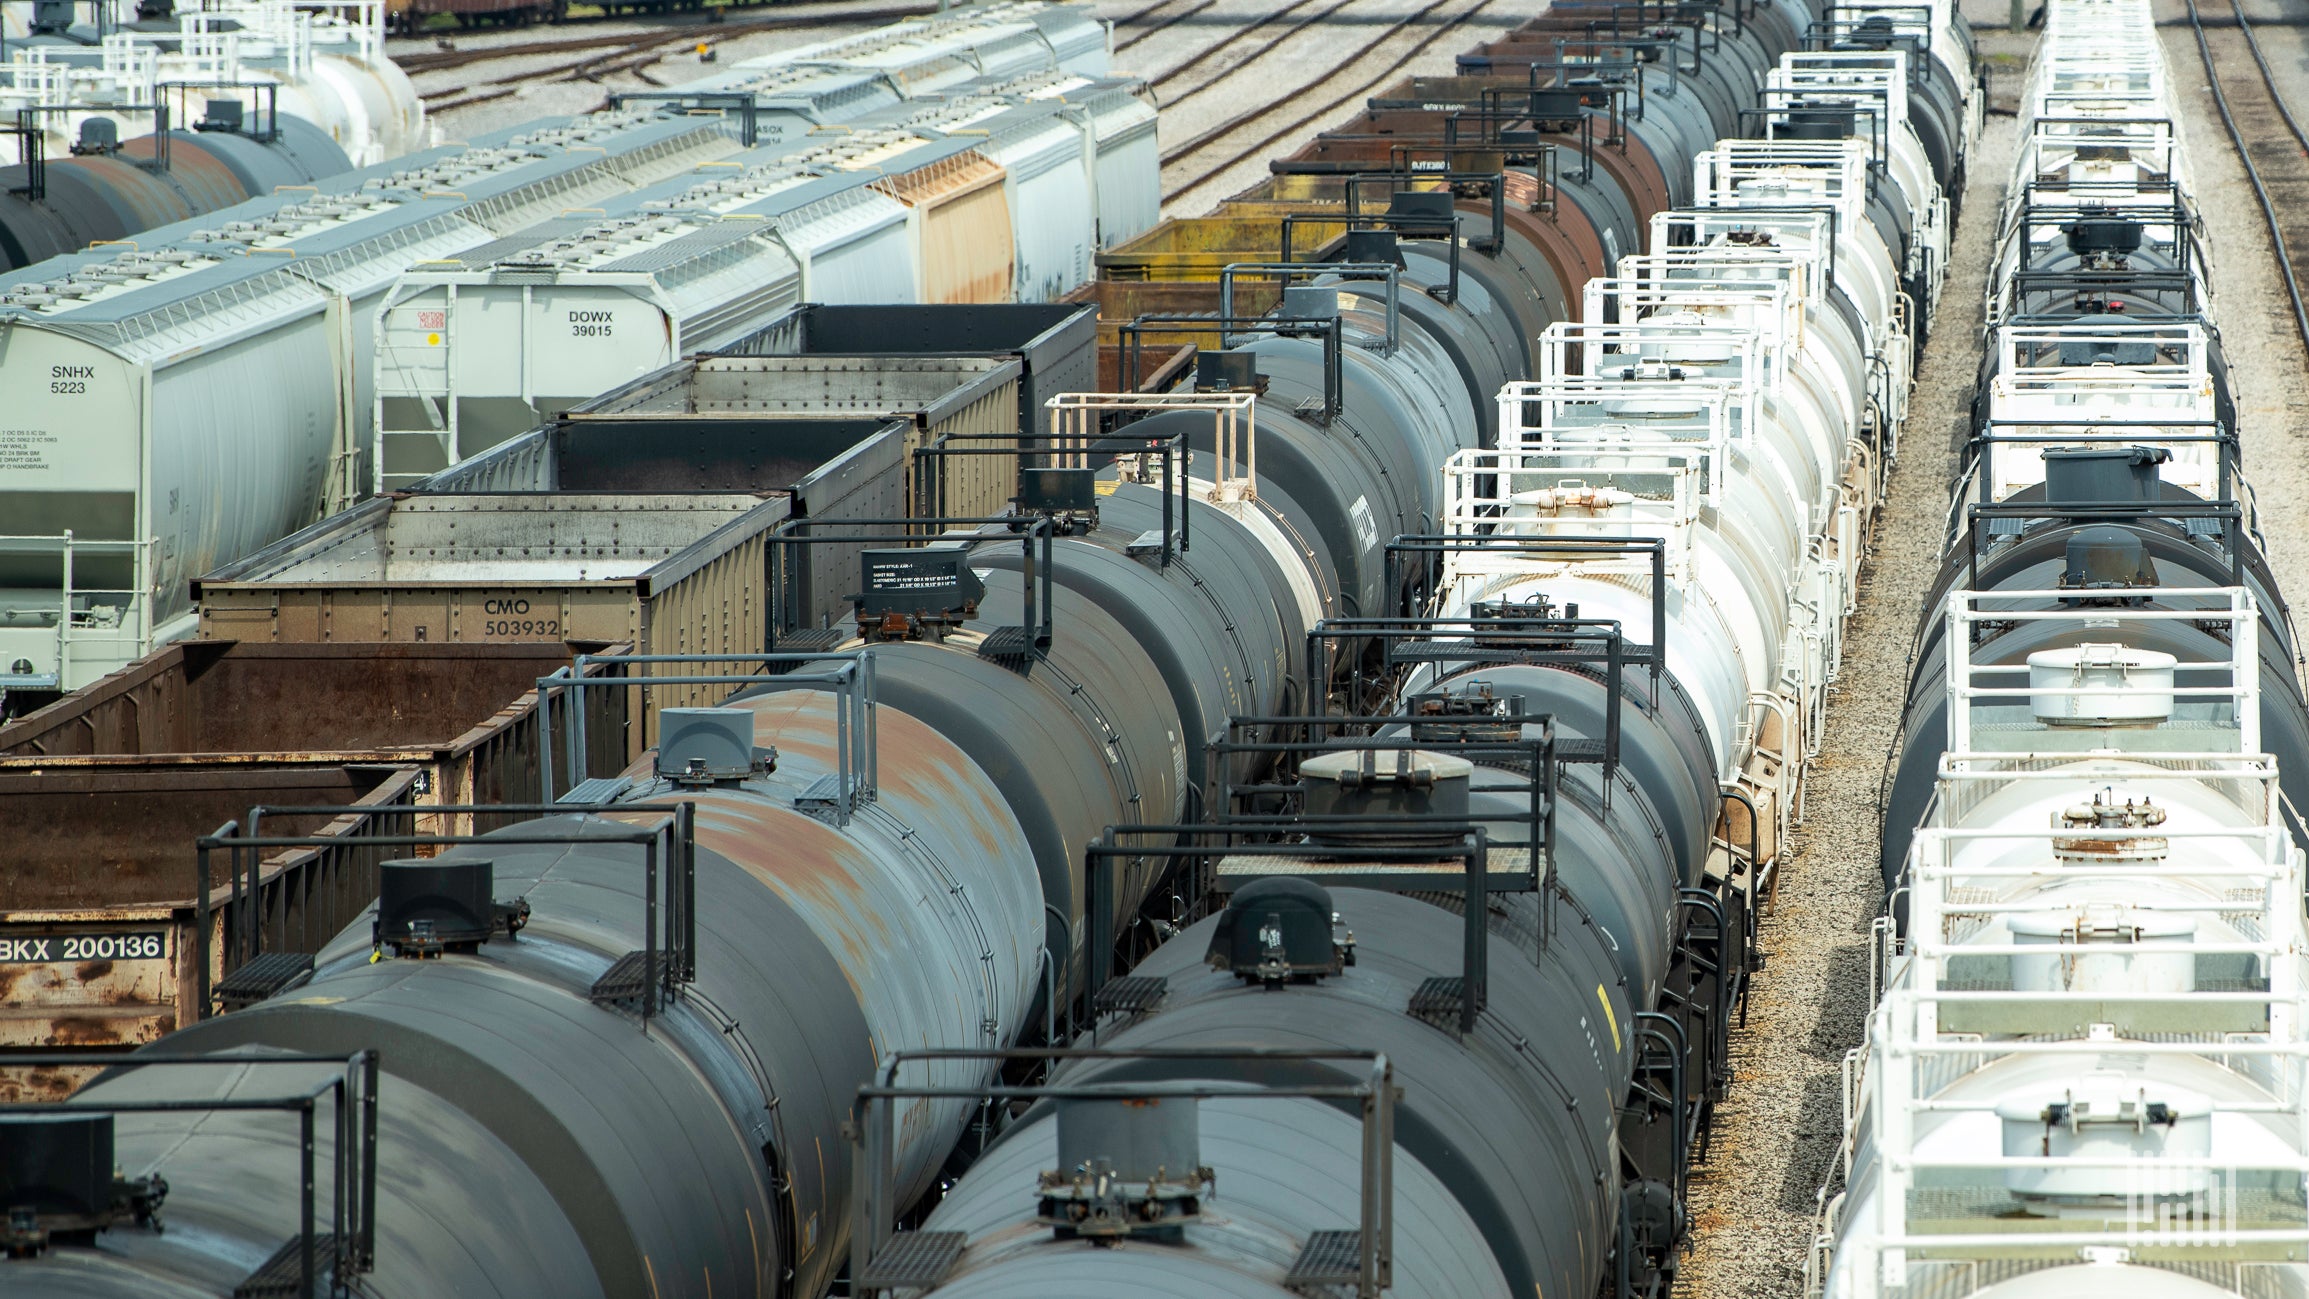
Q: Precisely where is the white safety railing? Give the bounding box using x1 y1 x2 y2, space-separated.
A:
0 532 154 692
1942 587 2262 759
1045 390 1257 503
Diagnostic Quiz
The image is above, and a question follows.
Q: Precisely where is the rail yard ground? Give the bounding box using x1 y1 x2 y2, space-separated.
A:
1681 0 2309 1291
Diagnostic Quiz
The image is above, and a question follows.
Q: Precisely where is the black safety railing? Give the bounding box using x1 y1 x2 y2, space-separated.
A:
762 516 1055 651
1278 210 1467 304
1960 497 2254 617
0 1049 379 1299
204 779 425 989
538 651 875 823
849 1049 1394 1298
1084 825 1494 1033
1220 260 1403 354
2001 187 2203 316
195 803 695 1020
1120 314 1345 423
908 425 1191 551
154 81 284 162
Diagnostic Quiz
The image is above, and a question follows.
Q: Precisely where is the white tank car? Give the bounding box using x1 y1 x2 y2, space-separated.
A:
1814 1 2309 1294
0 0 424 169
1425 116 1940 858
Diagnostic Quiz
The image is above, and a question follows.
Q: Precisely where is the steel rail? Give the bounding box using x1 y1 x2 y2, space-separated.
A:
1162 0 1498 202
2185 0 2309 353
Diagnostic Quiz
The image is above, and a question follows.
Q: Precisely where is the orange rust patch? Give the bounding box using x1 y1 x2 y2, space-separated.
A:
45 1017 121 1046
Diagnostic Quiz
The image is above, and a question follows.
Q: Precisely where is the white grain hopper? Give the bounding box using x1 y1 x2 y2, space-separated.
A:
369 80 1155 488
0 110 745 697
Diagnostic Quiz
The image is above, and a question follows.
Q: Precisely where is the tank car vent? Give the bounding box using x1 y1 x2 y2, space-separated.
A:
2056 317 2160 366
1299 748 1473 850
2051 788 2169 863
1278 285 1342 326
0 1113 166 1256
1207 877 1354 985
1195 349 1264 394
1832 15 1903 49
1386 190 1457 240
1528 87 1586 131
197 100 246 135
2060 526 2158 593
1776 109 1857 142
375 859 530 958
1037 1098 1214 1242
71 118 120 157
1342 229 1404 268
1408 686 1527 745
1994 1074 2210 1205
656 708 773 786
1471 596 1580 646
2026 644 2177 727
852 542 983 642
2043 446 2168 507
1019 466 1098 517
2065 209 2145 268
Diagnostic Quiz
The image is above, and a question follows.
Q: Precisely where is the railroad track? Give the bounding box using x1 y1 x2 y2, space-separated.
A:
411 0 1221 114
401 2 934 108
1142 0 1331 92
2187 0 2309 352
1111 0 1220 52
1159 0 1499 208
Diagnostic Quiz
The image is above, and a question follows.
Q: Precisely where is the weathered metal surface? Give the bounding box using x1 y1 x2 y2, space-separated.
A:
616 688 1041 1236
569 352 1025 522
0 764 419 1083
0 641 602 759
871 149 1014 304
930 889 1633 1299
0 638 636 1079
191 495 780 746
0 112 749 690
720 302 1095 439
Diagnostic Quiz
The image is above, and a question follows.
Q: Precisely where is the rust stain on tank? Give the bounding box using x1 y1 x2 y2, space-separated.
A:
0 966 20 998
729 693 1010 858
76 960 114 982
693 797 893 967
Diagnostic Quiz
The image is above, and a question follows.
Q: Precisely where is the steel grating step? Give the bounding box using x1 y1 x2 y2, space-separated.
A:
589 950 660 1006
771 628 847 661
232 1233 334 1299
1407 976 1467 1021
977 626 1035 669
215 953 315 1010
559 776 633 805
858 1230 967 1289
1093 975 1168 1017
1285 1229 1363 1289
1214 848 1534 893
